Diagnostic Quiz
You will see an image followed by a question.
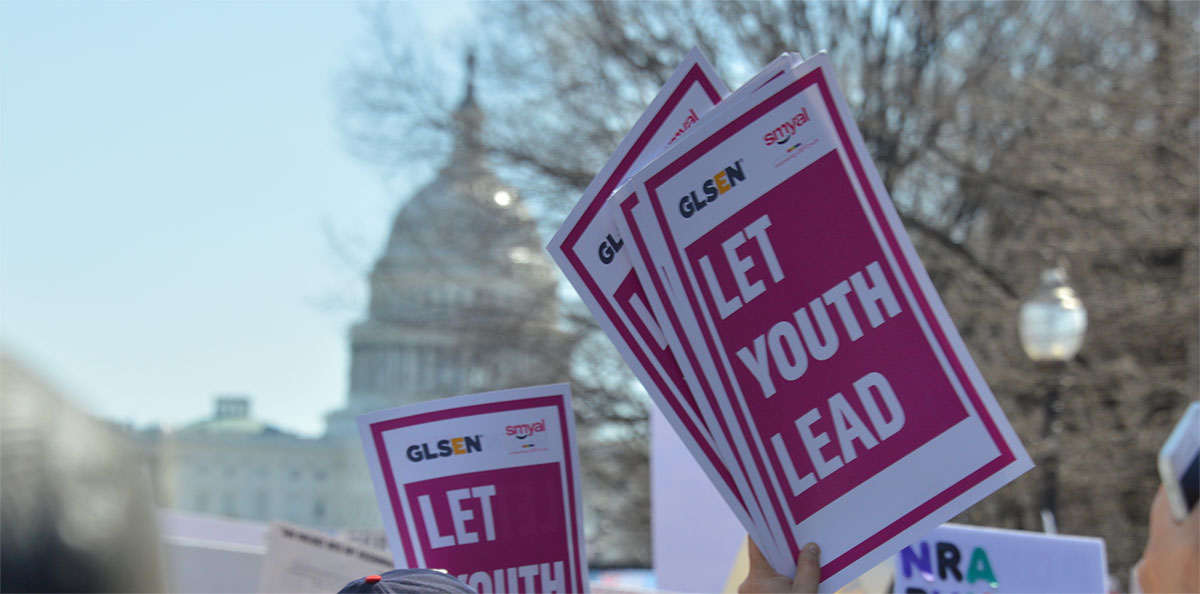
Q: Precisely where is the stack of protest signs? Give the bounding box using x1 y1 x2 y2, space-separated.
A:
548 48 1034 592
357 384 588 593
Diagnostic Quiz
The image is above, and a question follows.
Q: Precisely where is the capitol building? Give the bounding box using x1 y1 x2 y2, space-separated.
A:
135 63 640 563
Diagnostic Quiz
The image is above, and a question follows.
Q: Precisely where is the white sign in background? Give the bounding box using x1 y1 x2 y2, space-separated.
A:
893 523 1107 594
257 522 392 594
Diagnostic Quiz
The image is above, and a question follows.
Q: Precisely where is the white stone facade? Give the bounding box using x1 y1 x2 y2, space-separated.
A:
140 396 376 530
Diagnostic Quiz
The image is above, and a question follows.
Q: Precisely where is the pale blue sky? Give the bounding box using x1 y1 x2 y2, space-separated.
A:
1 1 473 436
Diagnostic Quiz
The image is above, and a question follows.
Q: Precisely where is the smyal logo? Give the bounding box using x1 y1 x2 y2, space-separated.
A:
762 107 811 151
505 419 548 453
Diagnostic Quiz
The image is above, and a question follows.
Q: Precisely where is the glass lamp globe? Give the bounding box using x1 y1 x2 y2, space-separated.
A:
1018 267 1088 362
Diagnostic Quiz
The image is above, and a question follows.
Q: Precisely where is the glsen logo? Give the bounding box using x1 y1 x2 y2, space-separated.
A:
406 435 483 463
762 107 811 147
597 233 624 264
505 419 546 440
668 108 701 145
679 159 746 218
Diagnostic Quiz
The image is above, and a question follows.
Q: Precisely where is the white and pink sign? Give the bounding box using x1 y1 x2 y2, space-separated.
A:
357 384 587 593
614 52 1032 591
893 523 1107 594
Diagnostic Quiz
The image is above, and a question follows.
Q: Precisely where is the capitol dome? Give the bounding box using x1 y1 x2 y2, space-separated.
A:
325 53 568 438
367 57 557 327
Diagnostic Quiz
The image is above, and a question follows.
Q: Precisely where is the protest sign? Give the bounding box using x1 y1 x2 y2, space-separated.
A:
894 524 1107 594
548 48 807 568
615 52 1032 591
357 384 587 593
257 522 392 593
649 408 745 593
157 509 267 594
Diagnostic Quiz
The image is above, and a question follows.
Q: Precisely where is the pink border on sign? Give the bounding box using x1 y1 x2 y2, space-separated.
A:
636 67 1016 578
620 190 795 559
565 65 722 213
559 64 799 569
558 67 748 502
368 395 585 592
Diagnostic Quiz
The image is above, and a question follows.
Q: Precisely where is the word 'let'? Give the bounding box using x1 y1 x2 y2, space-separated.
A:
696 213 904 399
418 484 497 549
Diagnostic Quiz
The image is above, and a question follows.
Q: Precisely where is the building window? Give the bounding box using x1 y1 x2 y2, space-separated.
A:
313 500 325 521
402 345 415 389
314 469 326 482
290 468 300 481
285 494 301 521
254 491 269 519
436 348 450 384
224 466 236 478
221 492 236 517
396 350 407 388
195 491 209 512
416 349 428 388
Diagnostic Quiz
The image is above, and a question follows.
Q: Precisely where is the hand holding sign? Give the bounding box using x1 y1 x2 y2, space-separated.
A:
739 538 821 594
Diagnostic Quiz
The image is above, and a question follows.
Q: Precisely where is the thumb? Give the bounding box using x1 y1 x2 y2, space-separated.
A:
791 542 821 593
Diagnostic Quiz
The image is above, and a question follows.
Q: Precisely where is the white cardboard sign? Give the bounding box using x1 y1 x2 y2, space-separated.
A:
357 384 588 593
893 524 1107 594
257 522 392 593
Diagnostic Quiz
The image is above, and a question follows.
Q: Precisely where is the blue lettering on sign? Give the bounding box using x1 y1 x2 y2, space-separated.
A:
405 435 484 463
900 541 998 593
679 159 747 218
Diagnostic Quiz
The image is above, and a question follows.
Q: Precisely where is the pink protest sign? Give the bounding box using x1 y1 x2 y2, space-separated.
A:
617 53 1032 592
357 384 587 593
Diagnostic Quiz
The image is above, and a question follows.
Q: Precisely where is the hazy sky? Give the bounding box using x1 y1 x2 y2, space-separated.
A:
1 1 473 436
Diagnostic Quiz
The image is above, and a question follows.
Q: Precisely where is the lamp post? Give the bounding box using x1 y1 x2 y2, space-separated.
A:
1018 267 1087 533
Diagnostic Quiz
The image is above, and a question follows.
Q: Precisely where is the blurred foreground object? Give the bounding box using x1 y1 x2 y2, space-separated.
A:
1 352 165 593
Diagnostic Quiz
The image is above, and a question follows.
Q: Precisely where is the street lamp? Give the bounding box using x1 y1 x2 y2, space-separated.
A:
1018 266 1087 533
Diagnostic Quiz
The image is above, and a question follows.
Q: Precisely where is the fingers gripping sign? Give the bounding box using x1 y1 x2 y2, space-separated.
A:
740 536 821 594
